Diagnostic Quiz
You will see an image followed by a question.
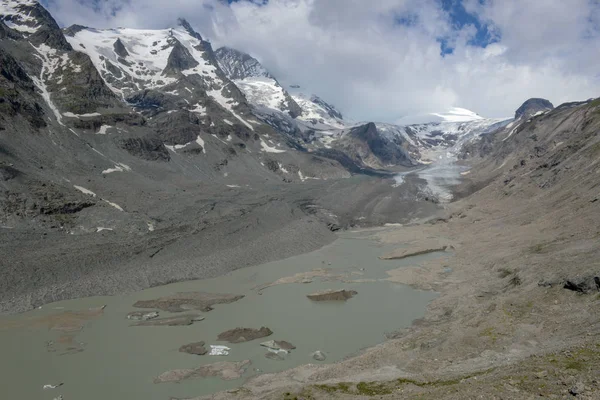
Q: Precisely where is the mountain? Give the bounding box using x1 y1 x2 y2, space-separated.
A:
1 1 442 312
214 47 422 168
460 98 555 159
291 93 346 129
514 98 554 119
214 47 302 118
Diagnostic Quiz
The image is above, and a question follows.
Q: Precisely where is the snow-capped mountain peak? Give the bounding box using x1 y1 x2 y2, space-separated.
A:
215 47 272 80
215 47 302 118
291 93 345 129
431 107 483 123
0 0 40 33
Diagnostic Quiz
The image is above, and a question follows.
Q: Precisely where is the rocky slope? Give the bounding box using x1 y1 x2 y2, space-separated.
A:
198 99 600 400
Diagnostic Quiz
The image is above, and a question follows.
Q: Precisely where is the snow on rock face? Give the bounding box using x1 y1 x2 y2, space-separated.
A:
292 94 345 129
215 47 302 118
235 78 287 111
0 0 41 33
260 138 286 153
73 185 96 197
64 26 220 96
215 47 271 80
102 163 131 174
208 87 254 130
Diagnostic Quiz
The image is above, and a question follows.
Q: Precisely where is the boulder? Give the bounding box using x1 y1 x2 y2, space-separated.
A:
179 342 207 356
563 275 600 294
260 340 296 351
265 351 285 361
311 350 327 361
307 289 357 301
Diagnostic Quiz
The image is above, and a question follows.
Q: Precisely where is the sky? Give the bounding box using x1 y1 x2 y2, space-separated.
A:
41 0 600 123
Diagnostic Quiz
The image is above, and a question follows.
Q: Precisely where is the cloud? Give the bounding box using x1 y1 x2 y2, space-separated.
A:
43 0 600 122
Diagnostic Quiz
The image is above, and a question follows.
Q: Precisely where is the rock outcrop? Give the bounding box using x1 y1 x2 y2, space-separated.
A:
217 327 273 343
133 292 244 313
154 360 251 383
307 289 357 301
179 341 208 355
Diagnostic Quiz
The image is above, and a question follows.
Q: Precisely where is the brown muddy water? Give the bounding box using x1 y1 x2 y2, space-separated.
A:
0 229 446 400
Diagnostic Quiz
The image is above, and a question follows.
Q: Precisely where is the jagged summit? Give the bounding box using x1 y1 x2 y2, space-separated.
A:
177 18 203 41
290 93 345 129
0 0 71 50
215 46 302 118
215 46 272 80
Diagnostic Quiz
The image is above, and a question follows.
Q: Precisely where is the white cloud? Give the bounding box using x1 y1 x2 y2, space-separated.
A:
44 0 600 122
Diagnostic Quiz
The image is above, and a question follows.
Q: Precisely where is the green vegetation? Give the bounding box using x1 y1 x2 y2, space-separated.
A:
310 370 495 397
356 381 394 395
589 98 600 108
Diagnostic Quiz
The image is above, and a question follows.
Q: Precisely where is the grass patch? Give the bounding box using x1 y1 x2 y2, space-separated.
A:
589 98 600 108
586 142 600 158
311 371 496 397
356 382 394 395
314 383 352 394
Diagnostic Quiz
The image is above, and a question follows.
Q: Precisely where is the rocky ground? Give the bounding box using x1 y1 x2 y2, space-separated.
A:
192 100 600 399
0 172 437 314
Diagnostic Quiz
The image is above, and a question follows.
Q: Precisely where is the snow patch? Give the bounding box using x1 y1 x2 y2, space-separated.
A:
96 125 111 135
260 138 286 153
278 163 289 173
195 136 206 153
30 44 64 126
74 185 96 197
208 87 255 131
190 104 206 116
63 112 101 118
102 163 131 174
103 199 124 211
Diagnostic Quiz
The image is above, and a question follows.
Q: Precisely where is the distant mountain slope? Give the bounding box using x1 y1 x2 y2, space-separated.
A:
291 93 346 130
215 46 302 118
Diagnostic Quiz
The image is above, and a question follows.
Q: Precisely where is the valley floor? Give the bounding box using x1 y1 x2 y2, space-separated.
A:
199 159 600 399
0 174 437 314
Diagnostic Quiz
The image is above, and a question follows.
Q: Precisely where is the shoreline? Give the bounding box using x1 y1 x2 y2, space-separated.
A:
0 173 441 315
194 155 600 399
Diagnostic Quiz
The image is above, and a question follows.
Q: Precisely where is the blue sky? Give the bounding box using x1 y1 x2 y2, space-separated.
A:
41 0 600 122
438 0 498 54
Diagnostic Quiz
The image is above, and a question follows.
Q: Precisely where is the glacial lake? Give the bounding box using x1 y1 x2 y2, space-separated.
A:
0 229 444 400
